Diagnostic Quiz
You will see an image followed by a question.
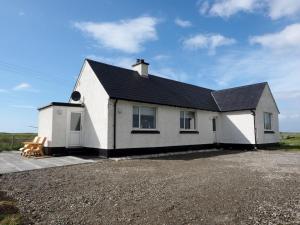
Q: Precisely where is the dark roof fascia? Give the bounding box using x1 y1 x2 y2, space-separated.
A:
38 102 84 111
110 97 258 112
109 93 263 113
259 83 280 113
220 108 256 113
109 97 220 112
68 59 89 103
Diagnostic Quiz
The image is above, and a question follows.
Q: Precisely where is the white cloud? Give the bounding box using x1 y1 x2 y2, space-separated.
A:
12 83 39 92
268 0 300 20
250 23 300 51
74 16 158 53
183 34 236 54
174 18 192 28
196 46 300 131
199 0 300 19
13 83 31 91
199 1 210 15
199 0 260 18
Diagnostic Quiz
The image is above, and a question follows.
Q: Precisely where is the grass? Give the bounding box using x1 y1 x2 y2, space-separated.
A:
0 192 22 225
0 133 36 152
279 132 300 151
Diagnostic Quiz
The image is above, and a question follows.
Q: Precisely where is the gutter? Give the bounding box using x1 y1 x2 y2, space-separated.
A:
113 99 118 149
251 110 257 148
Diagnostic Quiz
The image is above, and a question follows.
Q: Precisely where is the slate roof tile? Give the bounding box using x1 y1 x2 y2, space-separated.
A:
86 59 267 112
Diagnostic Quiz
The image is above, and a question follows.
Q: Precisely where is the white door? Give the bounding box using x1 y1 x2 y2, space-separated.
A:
68 112 82 147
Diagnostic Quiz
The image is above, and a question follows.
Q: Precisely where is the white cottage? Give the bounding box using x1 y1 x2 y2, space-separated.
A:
38 59 280 157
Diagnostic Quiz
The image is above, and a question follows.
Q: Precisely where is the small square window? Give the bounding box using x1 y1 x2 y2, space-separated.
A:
180 111 196 130
132 106 156 129
70 113 81 131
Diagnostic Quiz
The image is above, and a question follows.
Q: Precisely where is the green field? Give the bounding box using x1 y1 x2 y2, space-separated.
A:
0 133 36 152
279 132 300 151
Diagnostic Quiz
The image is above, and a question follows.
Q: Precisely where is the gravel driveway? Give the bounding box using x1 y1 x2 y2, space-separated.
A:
1 150 299 225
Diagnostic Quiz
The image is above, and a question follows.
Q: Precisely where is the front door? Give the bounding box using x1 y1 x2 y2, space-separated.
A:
68 112 82 147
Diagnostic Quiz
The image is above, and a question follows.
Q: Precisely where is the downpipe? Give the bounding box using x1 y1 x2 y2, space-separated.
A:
251 110 257 150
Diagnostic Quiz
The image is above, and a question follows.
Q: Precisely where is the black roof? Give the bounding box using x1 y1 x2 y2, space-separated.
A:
86 59 267 112
211 82 267 112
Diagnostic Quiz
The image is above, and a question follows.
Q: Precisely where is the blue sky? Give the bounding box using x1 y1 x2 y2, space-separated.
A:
0 0 300 132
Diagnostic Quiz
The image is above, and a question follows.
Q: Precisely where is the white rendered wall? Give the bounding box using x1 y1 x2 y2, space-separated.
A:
218 111 255 144
38 106 84 147
255 86 280 144
52 106 84 147
70 61 110 149
38 107 53 147
51 106 67 147
107 100 219 149
132 63 148 76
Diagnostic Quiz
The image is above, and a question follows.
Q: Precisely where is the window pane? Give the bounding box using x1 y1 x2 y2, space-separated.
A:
132 107 139 128
180 111 184 129
185 112 195 130
71 113 81 131
140 107 156 129
264 112 271 130
212 118 216 131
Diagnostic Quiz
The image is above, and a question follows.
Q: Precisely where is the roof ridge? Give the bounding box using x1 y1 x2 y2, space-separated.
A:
86 58 215 92
213 82 267 93
210 92 221 111
86 58 136 74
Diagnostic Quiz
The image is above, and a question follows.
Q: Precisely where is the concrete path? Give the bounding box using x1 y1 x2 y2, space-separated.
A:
0 151 98 174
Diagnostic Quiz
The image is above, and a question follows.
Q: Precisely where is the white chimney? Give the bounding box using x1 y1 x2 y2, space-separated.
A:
132 59 149 77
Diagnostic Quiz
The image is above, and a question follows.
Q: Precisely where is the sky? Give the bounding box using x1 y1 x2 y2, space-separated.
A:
0 0 300 132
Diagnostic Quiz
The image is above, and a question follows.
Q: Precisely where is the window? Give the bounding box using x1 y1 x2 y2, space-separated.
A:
132 106 156 129
264 112 272 130
212 118 216 132
180 111 196 130
70 113 81 131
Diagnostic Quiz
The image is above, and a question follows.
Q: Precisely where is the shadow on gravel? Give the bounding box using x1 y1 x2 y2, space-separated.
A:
149 150 247 161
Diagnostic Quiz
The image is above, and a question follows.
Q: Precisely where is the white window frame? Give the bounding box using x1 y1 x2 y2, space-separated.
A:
264 112 272 130
180 111 197 130
132 106 157 130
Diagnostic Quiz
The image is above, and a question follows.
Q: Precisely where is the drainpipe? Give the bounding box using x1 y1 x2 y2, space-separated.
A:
251 110 257 149
113 99 118 150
